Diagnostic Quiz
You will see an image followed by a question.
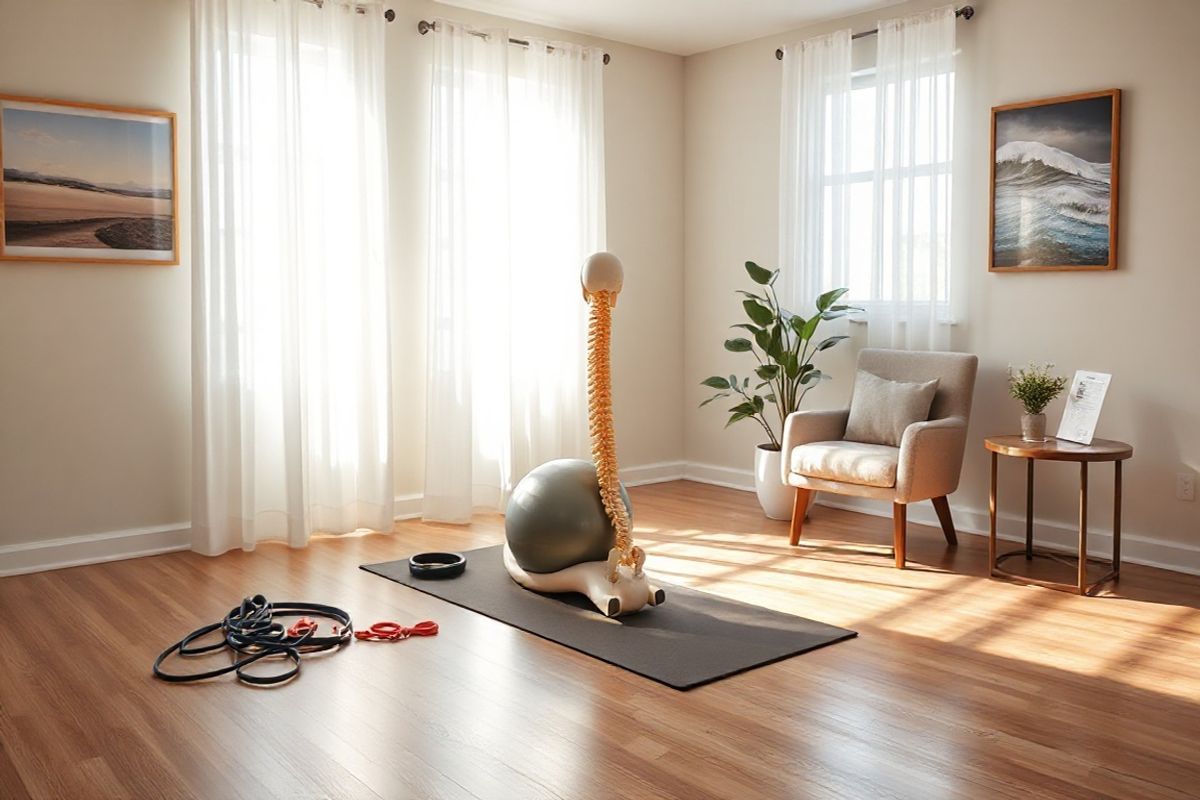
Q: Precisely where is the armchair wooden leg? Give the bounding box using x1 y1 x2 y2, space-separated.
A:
931 495 958 547
788 488 812 547
893 503 907 568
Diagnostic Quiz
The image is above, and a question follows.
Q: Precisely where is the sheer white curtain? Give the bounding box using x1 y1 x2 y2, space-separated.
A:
424 21 604 522
778 29 853 313
779 6 957 350
423 20 606 522
871 5 956 351
191 0 392 555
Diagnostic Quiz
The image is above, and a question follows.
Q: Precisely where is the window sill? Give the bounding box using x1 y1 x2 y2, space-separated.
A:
847 316 959 327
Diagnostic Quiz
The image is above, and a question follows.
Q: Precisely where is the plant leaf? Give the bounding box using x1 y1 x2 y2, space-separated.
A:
800 369 827 385
724 337 753 352
815 335 849 351
755 364 780 380
701 376 731 389
728 402 756 415
766 323 785 361
800 315 820 341
744 261 774 285
743 299 775 327
735 290 766 302
698 392 730 408
816 287 850 312
725 412 751 428
782 352 800 379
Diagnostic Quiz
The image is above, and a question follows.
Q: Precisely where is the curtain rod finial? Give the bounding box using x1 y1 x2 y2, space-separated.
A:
775 47 783 60
958 5 974 19
418 19 433 35
385 9 395 22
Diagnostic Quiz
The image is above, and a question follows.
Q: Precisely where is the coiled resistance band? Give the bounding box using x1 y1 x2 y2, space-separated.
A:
152 595 354 687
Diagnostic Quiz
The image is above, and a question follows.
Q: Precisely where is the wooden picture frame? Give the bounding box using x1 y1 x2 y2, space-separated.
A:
0 94 178 266
989 88 1120 272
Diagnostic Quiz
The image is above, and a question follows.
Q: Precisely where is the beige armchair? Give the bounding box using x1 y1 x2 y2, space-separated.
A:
781 348 978 568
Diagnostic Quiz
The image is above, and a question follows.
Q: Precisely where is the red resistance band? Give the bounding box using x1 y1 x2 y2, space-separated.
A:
354 621 439 641
285 617 439 641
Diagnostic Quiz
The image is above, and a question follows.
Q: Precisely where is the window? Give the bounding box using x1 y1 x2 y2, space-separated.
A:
826 66 955 315
781 11 958 352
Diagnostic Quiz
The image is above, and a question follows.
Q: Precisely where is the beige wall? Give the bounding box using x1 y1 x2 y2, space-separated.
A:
0 0 193 547
683 0 1200 564
0 0 685 552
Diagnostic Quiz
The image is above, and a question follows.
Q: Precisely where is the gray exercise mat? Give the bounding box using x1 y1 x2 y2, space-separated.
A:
360 545 856 690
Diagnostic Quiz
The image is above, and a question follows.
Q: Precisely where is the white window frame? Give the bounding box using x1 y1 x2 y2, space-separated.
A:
827 66 956 323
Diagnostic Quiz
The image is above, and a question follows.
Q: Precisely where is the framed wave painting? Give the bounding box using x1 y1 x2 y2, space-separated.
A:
990 89 1120 272
0 94 177 265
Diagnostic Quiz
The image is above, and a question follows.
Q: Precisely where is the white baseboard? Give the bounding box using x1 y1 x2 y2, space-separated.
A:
812 494 1200 577
1 492 428 576
390 462 688 522
621 460 687 486
0 523 191 577
673 464 1200 577
393 493 424 521
681 461 756 491
7 461 1194 578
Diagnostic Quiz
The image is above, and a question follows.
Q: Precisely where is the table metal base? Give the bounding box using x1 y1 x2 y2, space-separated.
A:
989 452 1123 597
992 548 1118 596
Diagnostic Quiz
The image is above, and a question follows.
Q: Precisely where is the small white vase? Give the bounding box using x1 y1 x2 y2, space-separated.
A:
754 445 814 520
1021 413 1047 443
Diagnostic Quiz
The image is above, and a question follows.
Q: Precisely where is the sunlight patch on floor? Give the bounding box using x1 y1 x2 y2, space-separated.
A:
639 518 1200 704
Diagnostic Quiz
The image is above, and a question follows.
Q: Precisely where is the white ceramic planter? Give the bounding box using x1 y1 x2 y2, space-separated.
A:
754 445 814 520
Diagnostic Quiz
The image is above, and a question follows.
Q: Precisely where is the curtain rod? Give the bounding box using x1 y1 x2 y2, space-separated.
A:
417 19 611 65
775 5 974 60
293 0 396 20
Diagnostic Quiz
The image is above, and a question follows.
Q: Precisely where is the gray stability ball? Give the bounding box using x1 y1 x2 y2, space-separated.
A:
505 458 632 574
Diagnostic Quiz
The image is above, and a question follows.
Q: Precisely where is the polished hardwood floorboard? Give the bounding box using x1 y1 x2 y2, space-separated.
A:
2 480 1199 799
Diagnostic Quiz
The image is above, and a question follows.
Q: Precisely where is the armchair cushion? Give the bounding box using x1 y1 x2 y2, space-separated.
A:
790 440 899 488
844 370 939 447
779 407 851 485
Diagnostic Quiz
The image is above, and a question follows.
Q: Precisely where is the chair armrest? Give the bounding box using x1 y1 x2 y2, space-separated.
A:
896 416 969 503
780 408 850 484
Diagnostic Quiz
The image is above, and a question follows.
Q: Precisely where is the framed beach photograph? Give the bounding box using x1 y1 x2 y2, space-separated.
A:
990 89 1120 272
0 94 177 265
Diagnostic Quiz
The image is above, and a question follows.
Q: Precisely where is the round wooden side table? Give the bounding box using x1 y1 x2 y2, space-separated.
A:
985 435 1133 596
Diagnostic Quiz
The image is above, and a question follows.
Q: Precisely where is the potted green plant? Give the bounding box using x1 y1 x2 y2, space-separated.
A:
1008 363 1068 442
700 261 857 519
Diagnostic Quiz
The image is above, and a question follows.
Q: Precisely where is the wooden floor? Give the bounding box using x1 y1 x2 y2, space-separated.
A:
2 481 1199 800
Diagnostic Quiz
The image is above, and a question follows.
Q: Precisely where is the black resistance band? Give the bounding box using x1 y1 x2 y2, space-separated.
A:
153 595 353 686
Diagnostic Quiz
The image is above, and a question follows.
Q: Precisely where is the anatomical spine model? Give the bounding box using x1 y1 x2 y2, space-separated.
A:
501 252 665 616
